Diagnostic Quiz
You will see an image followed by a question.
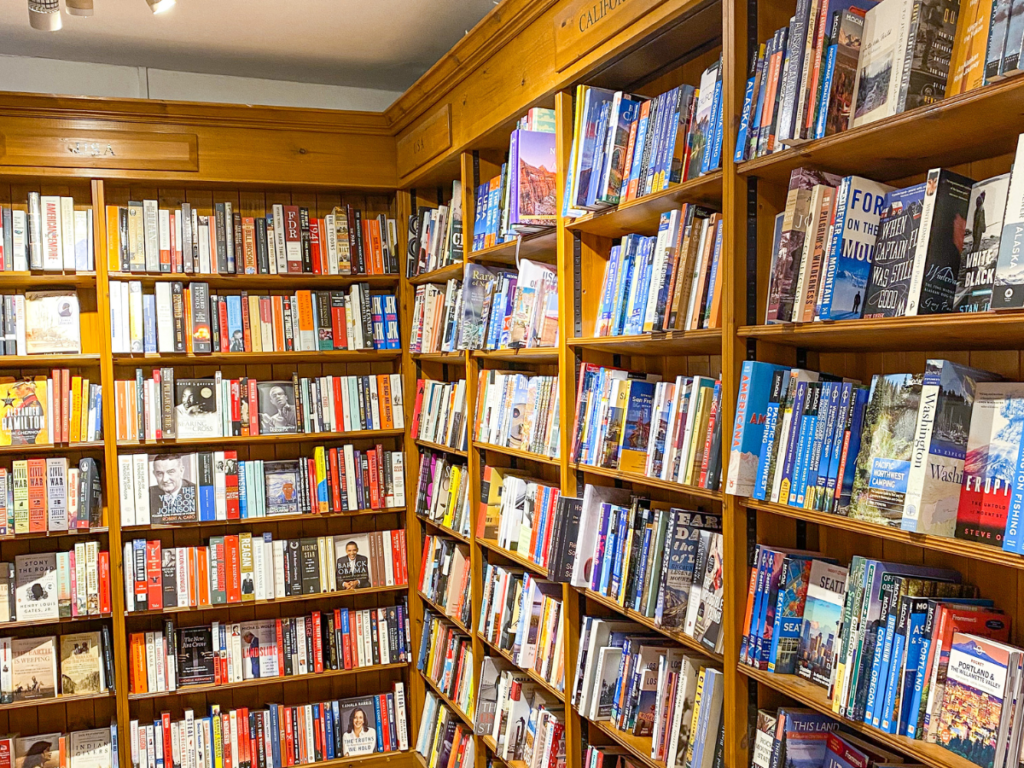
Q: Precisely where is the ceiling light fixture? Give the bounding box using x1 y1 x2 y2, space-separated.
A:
28 0 61 30
145 0 175 13
66 0 94 16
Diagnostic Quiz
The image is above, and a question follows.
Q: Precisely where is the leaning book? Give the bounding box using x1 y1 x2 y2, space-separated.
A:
11 635 57 702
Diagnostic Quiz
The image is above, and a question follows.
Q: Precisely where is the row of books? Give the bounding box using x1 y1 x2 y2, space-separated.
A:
594 207 723 337
415 697 476 768
1 631 113 702
474 371 560 458
0 195 93 272
0 457 103 534
1 291 83 356
114 371 404 442
122 531 407 612
118 447 404 527
458 261 558 350
572 365 724 491
0 728 115 768
409 279 461 355
412 378 468 451
109 281 399 355
407 180 463 277
7 545 111 622
106 201 398 276
414 450 471 539
129 603 411 694
477 466 561 570
129 685 409 768
0 371 102 448
478 565 566 692
471 108 557 251
418 536 470 627
417 610 474 714
564 69 724 218
476 658 565 765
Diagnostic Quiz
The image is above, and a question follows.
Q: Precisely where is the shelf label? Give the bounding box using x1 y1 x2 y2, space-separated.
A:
0 127 198 171
397 103 452 179
554 0 669 71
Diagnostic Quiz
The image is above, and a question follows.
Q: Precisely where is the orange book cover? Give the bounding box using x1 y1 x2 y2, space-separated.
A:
369 219 384 275
106 206 121 271
129 632 146 693
242 217 257 274
295 290 315 348
317 218 329 273
60 369 70 444
225 534 241 603
49 368 62 443
115 381 127 442
197 546 210 606
272 295 286 351
26 458 47 532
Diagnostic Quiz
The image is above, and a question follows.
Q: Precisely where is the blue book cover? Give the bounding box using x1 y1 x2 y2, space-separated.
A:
269 704 282 768
809 382 841 506
646 91 673 196
735 71 757 162
864 575 900 725
533 486 551 565
706 78 725 172
617 380 657 474
610 239 636 335
608 502 630 599
779 382 809 506
575 88 616 209
624 101 652 198
660 86 693 190
632 524 654 613
370 295 386 351
198 453 216 522
590 503 612 592
624 237 655 335
473 183 488 251
587 102 613 207
790 383 822 506
768 557 817 674
748 35 776 159
819 382 853 509
780 710 841 768
598 506 621 596
754 369 792 500
815 43 839 140
701 224 724 327
383 294 401 350
597 245 622 335
746 547 773 666
837 387 870 511
873 585 910 729
879 596 915 733
895 599 930 735
796 561 850 687
754 549 789 668
224 295 243 352
1006 430 1024 552
371 697 384 752
238 461 248 519
143 294 156 353
691 668 722 768
727 360 791 498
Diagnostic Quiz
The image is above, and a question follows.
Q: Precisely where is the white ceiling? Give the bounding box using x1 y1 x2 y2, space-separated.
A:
0 0 498 93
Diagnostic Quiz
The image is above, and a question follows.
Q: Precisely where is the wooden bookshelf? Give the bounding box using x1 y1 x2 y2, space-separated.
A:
467 230 556 266
420 671 475 731
474 537 548 578
108 272 399 288
0 441 106 456
413 438 468 458
574 464 723 503
469 347 559 363
0 272 98 288
410 351 467 365
416 515 471 545
111 349 401 365
474 442 560 467
116 428 405 449
0 353 102 367
567 329 722 357
475 631 564 703
417 591 471 634
123 507 401 533
588 721 663 768
408 261 464 285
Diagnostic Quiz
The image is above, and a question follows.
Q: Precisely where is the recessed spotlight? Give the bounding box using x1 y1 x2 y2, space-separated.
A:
66 0 94 16
146 0 175 13
28 0 62 31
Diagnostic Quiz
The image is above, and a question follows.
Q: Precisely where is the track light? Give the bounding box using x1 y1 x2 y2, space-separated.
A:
28 0 61 31
146 0 175 12
66 0 94 16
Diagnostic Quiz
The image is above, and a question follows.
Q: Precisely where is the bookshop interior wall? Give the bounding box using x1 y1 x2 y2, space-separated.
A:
5 1 1024 768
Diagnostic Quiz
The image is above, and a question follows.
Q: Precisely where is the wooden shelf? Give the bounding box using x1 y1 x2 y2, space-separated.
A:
0 354 101 368
108 273 399 288
468 230 557 266
125 583 408 618
470 347 560 363
565 172 724 238
417 591 471 635
416 515 471 545
0 441 105 456
739 666 980 768
573 464 723 503
111 349 401 366
0 690 114 711
739 310 1024 351
411 351 467 365
419 668 475 731
0 526 108 542
123 508 402 533
568 329 722 357
476 630 565 703
117 428 405 449
475 537 548 577
739 76 1024 185
481 735 529 768
128 661 409 701
414 438 468 458
588 720 663 768
0 612 111 631
0 272 97 287
474 442 560 467
580 588 723 663
408 262 464 285
744 498 1024 570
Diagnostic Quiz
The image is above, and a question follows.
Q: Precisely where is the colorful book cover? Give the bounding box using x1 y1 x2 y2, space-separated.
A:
778 709 842 768
0 378 48 446
617 380 657 474
954 173 1011 312
727 360 792 497
861 183 927 318
796 560 849 688
657 511 721 630
768 556 817 674
513 130 557 226
754 368 792 501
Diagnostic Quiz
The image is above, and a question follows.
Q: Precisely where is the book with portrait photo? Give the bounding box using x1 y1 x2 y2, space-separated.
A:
15 553 58 621
149 453 198 524
11 636 57 702
175 380 220 439
24 291 80 355
238 620 279 680
265 461 301 516
15 733 60 768
334 534 372 591
338 695 379 756
257 381 297 435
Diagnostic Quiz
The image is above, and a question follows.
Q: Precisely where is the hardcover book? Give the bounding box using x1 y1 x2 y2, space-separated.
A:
0 378 48 446
947 0 997 95
15 553 58 620
14 734 59 768
851 0 915 128
896 0 961 111
176 626 215 686
174 379 220 440
11 636 57 701
59 631 103 694
24 291 80 355
338 695 380 755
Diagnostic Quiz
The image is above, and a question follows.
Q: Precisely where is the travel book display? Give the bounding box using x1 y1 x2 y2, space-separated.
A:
0 194 94 273
407 180 463 278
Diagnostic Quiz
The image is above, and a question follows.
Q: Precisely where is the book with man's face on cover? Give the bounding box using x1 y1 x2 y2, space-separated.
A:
174 379 220 439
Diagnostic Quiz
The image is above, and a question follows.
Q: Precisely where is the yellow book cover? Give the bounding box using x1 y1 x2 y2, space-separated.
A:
684 387 715 486
442 466 461 529
0 377 48 446
947 0 994 97
79 379 90 443
616 379 657 475
314 446 328 514
69 376 82 444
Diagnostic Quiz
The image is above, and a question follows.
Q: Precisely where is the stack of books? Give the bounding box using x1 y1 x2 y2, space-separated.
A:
129 685 409 765
0 456 103 533
414 449 470 538
477 465 561 570
109 282 400 354
129 602 410 693
593 207 723 337
1 290 83 356
479 565 566 691
10 547 112 621
409 279 462 354
115 371 404 441
416 695 476 768
476 658 565 764
471 107 557 252
0 193 93 272
418 536 470 626
457 261 558 350
418 609 474 713
412 378 468 451
563 70 724 219
572 365 724 491
407 180 463 277
106 201 398 275
475 371 560 458
123 530 408 611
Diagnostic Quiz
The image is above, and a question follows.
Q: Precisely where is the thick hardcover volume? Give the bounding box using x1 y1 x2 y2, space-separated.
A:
283 206 303 274
954 173 1011 312
862 184 926 318
190 282 213 354
992 135 1024 308
904 169 975 316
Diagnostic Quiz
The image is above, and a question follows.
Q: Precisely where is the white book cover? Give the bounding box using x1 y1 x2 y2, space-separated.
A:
155 283 175 353
158 209 171 270
143 200 159 272
12 209 27 272
850 0 915 128
993 135 1024 308
74 209 90 272
15 553 59 620
128 281 144 352
132 453 150 525
60 197 76 270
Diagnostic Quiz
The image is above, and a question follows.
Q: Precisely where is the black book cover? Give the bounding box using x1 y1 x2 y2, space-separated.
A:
298 208 312 273
863 184 926 318
171 281 186 352
299 538 320 594
353 210 365 274
359 286 374 349
550 496 583 583
214 203 229 274
255 218 270 274
233 211 243 274
315 292 333 351
287 540 304 596
79 457 103 527
119 207 130 272
254 714 266 768
101 624 116 693
177 626 215 685
325 612 337 670
209 295 220 351
281 618 293 676
405 213 420 278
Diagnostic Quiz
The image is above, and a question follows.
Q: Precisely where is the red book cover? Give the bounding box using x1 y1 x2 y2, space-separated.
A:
309 219 322 275
239 377 249 438
283 708 295 767
331 377 344 432
396 530 407 585
169 211 179 273
146 539 163 611
222 715 233 768
418 535 432 593
98 550 110 614
230 379 241 435
698 392 720 488
306 460 317 514
367 450 381 510
225 450 240 519
375 444 386 503
311 611 323 673
240 291 252 351
50 369 62 444
330 295 346 350
369 220 384 275
225 534 241 602
248 378 259 436
162 713 173 768
275 619 285 677
26 458 47 532
284 206 302 274
411 380 426 438
217 298 230 353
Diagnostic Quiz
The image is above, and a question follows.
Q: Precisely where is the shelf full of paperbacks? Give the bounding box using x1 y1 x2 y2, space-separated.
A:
414 449 470 539
123 529 407 612
0 193 94 273
129 684 410 768
109 282 400 356
739 545 1022 768
118 445 405 528
114 371 403 443
412 379 468 453
0 456 103 535
765 134 1024 325
128 600 412 695
105 200 400 276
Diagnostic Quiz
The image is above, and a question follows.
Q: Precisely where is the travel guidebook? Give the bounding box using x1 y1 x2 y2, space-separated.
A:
796 560 849 688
